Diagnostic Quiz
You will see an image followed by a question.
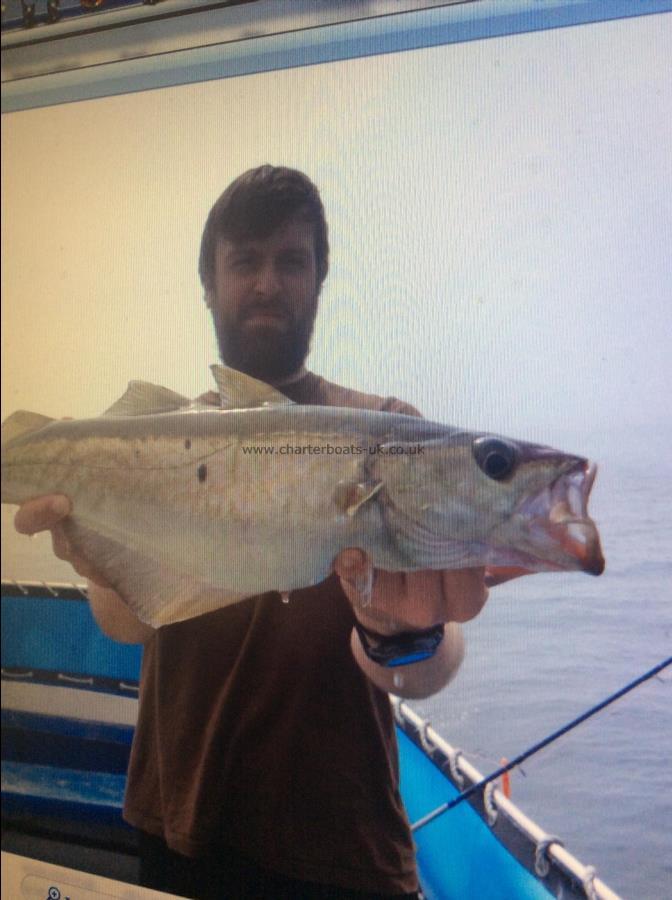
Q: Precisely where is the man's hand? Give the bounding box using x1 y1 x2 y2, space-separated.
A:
14 494 111 588
333 548 487 698
333 547 488 636
14 494 153 643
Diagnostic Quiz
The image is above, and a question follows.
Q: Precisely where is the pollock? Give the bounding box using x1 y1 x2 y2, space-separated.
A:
1 366 604 626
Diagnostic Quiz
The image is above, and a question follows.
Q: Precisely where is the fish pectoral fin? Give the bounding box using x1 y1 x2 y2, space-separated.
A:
210 364 295 409
334 479 383 517
104 381 192 417
1 410 54 446
62 519 247 627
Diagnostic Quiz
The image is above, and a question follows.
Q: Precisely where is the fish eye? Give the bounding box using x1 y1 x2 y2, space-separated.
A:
472 437 518 481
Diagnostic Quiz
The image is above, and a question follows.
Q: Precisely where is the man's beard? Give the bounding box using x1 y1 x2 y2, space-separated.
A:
213 300 318 382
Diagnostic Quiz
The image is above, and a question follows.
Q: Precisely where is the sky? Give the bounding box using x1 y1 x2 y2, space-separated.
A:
2 10 671 578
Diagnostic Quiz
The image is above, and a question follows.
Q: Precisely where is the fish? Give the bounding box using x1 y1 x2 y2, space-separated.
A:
1 365 604 627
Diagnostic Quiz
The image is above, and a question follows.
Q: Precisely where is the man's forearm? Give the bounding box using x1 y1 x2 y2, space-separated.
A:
350 621 464 699
87 581 155 644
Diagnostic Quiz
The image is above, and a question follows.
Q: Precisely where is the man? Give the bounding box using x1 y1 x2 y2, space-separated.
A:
15 166 488 898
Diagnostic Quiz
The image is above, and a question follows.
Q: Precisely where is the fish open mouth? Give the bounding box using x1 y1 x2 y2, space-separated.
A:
517 460 605 575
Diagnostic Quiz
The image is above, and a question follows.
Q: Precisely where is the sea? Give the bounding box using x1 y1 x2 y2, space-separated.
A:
1 424 670 899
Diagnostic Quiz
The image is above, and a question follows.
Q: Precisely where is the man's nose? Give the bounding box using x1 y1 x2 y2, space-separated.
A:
253 263 282 296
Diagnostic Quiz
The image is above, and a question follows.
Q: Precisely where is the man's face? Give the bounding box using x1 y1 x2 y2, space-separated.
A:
208 217 321 381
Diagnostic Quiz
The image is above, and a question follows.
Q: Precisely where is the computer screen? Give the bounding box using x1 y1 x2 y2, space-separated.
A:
2 3 670 897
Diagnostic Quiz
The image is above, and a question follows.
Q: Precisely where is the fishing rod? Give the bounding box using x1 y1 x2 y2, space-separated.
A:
411 655 672 833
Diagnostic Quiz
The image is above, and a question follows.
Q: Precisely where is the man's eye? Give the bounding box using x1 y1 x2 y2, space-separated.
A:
232 256 255 270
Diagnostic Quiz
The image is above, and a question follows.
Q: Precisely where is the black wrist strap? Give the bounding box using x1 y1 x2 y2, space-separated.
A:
353 621 445 668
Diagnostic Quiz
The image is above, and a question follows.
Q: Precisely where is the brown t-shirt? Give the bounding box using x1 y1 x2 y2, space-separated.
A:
123 372 420 894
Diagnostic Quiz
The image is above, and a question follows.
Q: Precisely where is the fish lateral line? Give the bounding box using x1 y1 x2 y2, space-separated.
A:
4 442 234 471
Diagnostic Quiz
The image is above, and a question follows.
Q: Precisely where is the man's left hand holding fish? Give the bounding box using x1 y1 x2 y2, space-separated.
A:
335 547 488 697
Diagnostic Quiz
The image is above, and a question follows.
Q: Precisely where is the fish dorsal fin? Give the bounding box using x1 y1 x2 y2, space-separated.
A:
104 381 192 417
1 410 54 446
210 364 295 409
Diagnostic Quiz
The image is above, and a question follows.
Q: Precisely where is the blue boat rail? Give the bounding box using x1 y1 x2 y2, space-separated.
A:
391 698 621 900
2 580 622 899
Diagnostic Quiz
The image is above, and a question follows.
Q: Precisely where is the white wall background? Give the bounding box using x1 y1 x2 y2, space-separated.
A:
2 12 671 578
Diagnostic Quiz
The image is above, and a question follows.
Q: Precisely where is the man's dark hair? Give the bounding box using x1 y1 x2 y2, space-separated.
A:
199 165 329 292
